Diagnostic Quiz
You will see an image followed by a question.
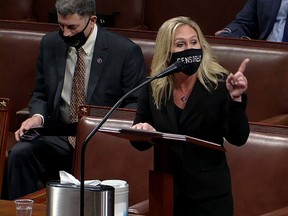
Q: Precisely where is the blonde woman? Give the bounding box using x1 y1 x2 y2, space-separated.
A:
132 16 250 215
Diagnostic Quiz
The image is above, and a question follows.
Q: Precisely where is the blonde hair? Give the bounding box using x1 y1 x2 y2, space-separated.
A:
151 16 229 109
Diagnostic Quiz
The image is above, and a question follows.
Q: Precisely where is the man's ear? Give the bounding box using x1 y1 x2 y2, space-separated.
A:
90 15 97 24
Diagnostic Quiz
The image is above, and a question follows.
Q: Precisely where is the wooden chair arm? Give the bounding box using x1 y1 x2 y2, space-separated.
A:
20 188 46 204
260 206 288 216
260 114 288 126
128 199 149 215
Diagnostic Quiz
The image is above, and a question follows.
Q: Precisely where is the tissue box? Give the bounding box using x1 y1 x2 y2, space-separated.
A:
46 180 114 216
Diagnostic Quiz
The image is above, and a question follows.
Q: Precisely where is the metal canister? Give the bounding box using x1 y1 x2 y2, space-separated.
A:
46 180 114 216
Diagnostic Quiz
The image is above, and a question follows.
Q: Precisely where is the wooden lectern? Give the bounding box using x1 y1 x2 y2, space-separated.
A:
99 125 225 216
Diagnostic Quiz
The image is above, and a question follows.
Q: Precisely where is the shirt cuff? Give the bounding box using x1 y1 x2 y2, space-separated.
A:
223 28 232 33
230 94 247 109
32 114 44 126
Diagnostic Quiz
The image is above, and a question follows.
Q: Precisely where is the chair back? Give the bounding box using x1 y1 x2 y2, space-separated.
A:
73 106 154 206
226 122 288 216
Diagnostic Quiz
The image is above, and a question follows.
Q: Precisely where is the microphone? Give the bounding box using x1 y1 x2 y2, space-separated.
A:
79 60 184 216
156 60 185 78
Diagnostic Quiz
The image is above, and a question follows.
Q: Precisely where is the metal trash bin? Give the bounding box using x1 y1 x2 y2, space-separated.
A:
46 180 114 216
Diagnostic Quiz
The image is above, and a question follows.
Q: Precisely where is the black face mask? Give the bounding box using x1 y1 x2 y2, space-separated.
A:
59 19 91 49
169 48 203 75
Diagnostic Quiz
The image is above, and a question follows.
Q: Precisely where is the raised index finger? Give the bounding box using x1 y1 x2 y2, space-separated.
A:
238 58 250 74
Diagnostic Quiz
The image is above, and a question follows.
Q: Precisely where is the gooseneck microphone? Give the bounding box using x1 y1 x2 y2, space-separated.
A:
79 61 184 216
154 61 185 78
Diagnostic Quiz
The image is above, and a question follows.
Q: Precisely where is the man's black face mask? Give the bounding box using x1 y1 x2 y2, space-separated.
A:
169 48 203 75
59 18 90 49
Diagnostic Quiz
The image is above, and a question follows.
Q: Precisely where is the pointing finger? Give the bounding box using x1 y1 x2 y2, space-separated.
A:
237 58 250 74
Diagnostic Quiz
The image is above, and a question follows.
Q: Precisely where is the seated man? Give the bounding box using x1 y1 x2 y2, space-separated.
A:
7 0 146 200
215 0 288 42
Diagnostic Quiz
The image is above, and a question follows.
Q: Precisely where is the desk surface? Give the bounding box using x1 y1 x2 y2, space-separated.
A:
0 199 142 216
0 199 46 216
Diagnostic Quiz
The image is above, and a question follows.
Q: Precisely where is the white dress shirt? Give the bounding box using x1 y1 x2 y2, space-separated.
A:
60 24 98 123
267 0 288 42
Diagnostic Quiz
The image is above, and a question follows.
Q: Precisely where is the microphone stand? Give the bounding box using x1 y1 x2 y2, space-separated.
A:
79 62 183 216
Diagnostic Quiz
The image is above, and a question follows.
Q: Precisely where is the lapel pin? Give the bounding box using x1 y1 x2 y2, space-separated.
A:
96 58 103 64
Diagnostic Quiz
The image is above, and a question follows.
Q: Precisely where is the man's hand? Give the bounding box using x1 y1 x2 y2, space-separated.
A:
15 115 43 141
215 28 231 36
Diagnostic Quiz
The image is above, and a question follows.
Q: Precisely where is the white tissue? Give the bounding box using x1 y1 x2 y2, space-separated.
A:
59 170 101 186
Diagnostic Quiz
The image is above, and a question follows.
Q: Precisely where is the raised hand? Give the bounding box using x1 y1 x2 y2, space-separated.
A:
226 58 250 101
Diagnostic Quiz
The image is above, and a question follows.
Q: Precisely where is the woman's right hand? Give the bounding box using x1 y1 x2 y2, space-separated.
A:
132 122 156 131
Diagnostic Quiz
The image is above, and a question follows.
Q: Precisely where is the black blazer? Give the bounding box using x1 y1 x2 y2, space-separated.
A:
220 0 282 40
133 79 250 211
28 26 147 126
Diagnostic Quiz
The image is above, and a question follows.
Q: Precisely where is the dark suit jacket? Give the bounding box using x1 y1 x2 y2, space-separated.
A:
133 79 250 213
28 26 147 126
220 0 282 40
